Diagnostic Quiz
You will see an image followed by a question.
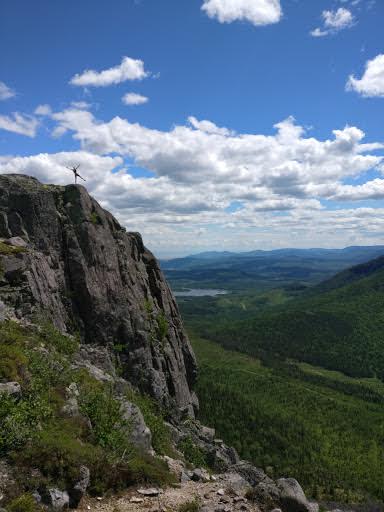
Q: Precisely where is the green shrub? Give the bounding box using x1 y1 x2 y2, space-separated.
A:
0 389 53 456
0 242 26 256
178 436 207 468
0 321 30 346
6 494 39 512
156 312 168 343
13 423 102 489
126 390 173 456
89 212 102 225
178 499 201 512
79 384 132 456
0 345 27 381
37 320 79 357
128 452 175 486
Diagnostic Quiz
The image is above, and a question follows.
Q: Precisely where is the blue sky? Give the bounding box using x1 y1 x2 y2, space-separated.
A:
1 0 384 257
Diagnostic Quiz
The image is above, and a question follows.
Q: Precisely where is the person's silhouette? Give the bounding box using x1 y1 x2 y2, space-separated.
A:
66 165 86 184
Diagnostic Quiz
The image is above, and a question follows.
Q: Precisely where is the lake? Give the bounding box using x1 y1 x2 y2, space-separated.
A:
173 288 228 297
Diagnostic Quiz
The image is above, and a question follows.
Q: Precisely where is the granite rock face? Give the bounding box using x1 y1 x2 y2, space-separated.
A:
0 174 197 415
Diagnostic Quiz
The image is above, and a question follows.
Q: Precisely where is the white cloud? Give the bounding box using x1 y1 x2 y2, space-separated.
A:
0 113 39 137
324 8 354 29
347 54 384 97
311 7 355 37
70 101 91 109
0 81 16 101
50 108 382 191
70 57 149 87
34 104 52 116
2 109 384 256
201 0 282 26
310 28 327 38
188 116 233 136
122 92 149 106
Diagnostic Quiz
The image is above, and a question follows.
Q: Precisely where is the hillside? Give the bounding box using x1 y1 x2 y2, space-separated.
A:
196 254 384 379
193 337 384 505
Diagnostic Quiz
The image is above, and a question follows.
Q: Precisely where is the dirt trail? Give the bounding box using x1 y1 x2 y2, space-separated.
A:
78 473 261 512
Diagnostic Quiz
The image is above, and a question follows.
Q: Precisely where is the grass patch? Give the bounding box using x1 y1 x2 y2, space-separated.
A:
6 494 40 512
178 436 207 469
178 498 201 512
0 241 26 256
89 212 102 226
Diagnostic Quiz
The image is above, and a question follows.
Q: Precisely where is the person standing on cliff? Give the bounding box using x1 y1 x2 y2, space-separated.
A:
66 164 86 184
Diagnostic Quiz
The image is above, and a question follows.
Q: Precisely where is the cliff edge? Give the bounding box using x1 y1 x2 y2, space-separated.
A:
0 174 197 416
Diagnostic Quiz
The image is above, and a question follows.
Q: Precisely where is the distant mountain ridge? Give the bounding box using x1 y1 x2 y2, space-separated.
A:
163 245 384 266
161 245 384 290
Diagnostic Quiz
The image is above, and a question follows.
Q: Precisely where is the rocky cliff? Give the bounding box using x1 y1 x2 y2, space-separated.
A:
0 174 325 512
0 174 197 416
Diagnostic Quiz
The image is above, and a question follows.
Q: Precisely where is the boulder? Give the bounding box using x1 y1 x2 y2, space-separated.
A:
68 465 90 508
61 383 80 417
191 468 211 482
5 237 28 248
222 472 250 494
137 488 160 497
72 360 114 383
162 456 185 480
200 426 216 442
120 399 152 451
180 470 191 483
250 481 281 511
231 462 271 487
44 489 69 511
276 478 311 512
0 382 21 397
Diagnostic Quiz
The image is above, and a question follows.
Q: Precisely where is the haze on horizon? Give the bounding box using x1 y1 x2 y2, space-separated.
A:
1 0 384 258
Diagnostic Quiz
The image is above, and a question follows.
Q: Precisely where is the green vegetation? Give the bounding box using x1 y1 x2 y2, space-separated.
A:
156 312 169 344
144 300 169 348
178 435 208 468
193 336 384 504
89 212 102 225
174 254 384 506
196 257 384 379
0 241 26 256
126 389 174 456
178 498 201 512
0 320 173 505
6 494 40 512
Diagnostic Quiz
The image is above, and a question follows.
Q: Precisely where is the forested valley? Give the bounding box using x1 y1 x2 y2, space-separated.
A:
170 253 384 507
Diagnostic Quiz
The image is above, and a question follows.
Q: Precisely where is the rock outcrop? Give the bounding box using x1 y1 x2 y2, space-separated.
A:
0 174 197 415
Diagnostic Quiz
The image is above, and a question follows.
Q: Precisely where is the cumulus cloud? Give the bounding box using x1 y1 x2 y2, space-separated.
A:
122 92 149 105
50 108 382 191
201 0 282 26
2 109 384 255
347 54 384 97
0 81 16 101
70 56 149 87
188 116 233 136
34 104 52 116
0 113 39 137
70 101 91 109
311 7 355 37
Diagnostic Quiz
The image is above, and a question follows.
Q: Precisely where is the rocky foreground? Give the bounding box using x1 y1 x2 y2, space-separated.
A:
78 470 320 512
